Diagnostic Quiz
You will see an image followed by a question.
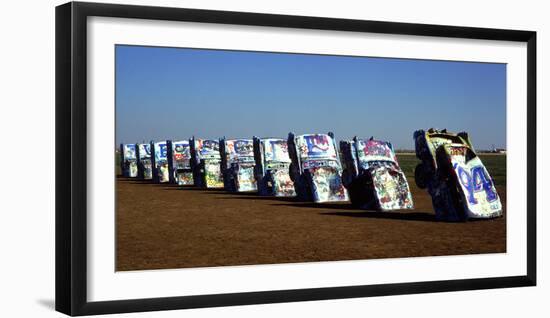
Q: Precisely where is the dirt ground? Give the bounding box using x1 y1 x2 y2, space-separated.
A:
116 175 506 271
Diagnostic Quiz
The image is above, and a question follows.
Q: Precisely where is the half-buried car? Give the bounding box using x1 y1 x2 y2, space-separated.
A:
288 132 348 203
220 138 257 192
253 137 296 197
190 138 224 188
414 128 502 221
120 143 138 178
168 140 193 185
151 140 170 183
136 143 152 180
340 137 413 210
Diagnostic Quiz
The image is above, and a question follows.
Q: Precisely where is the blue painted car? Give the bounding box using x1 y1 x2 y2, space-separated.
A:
414 128 502 221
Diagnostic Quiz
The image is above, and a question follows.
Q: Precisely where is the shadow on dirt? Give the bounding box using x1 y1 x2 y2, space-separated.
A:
267 201 438 222
216 195 299 202
318 210 438 222
269 202 353 210
163 187 226 192
157 184 274 195
116 177 154 184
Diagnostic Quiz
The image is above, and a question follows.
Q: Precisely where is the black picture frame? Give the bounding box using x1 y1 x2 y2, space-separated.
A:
55 1 537 316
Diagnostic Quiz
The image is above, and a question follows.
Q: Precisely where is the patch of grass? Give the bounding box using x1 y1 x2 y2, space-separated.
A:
396 154 506 188
477 154 506 187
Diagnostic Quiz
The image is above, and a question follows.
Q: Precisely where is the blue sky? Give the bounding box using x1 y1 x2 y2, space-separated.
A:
116 45 506 150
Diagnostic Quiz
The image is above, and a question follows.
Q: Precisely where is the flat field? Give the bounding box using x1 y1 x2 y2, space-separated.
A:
116 154 506 271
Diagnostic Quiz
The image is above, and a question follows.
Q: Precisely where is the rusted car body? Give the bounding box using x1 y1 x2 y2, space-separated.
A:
340 137 413 210
220 138 257 192
253 137 295 197
288 132 348 203
414 128 502 221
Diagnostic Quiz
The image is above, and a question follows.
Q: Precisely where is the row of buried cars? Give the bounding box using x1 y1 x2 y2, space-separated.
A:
120 129 503 221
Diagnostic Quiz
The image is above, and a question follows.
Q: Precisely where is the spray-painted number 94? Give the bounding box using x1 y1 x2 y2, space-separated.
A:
454 164 498 205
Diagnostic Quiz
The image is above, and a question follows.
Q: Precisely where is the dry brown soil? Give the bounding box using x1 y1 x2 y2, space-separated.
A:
116 176 506 271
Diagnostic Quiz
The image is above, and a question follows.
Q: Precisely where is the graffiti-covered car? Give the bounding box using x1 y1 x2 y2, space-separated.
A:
253 137 296 197
288 132 348 203
120 143 138 177
190 138 224 188
220 138 257 192
168 140 193 185
151 140 170 183
340 137 413 210
136 143 152 180
414 128 502 221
